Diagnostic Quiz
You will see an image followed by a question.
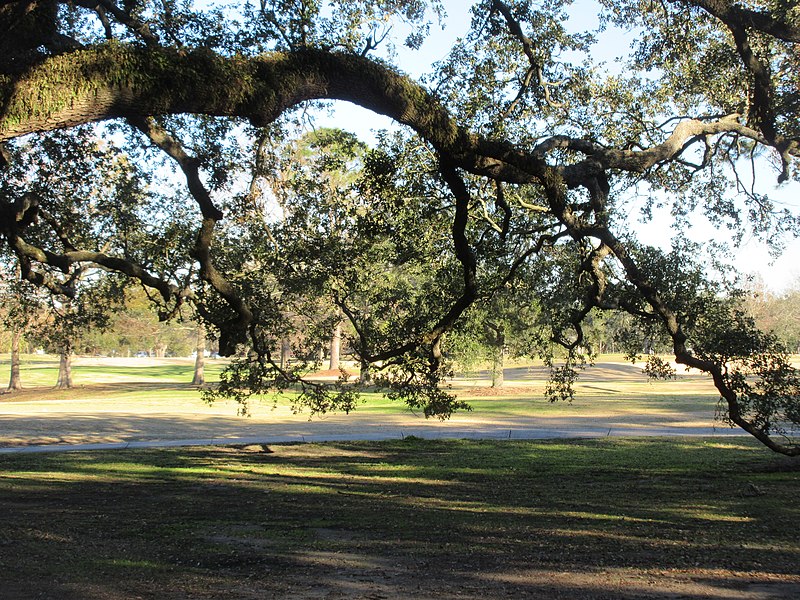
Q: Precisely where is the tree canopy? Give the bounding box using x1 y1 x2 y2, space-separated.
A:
0 0 799 454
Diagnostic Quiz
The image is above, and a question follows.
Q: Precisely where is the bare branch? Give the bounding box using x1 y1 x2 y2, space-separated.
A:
74 0 161 46
490 0 566 109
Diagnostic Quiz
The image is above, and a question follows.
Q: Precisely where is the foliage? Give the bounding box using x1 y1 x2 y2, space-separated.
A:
692 299 800 436
744 278 800 354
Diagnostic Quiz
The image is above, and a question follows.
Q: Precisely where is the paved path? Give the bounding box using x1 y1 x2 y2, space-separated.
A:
0 426 747 454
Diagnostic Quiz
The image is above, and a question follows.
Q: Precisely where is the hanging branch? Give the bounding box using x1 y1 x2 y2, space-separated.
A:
127 115 254 353
73 0 161 47
0 191 183 302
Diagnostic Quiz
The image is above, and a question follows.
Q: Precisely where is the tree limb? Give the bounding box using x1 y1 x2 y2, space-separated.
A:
676 0 800 43
127 115 254 353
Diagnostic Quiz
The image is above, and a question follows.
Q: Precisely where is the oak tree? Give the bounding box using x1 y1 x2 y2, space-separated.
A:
0 0 798 453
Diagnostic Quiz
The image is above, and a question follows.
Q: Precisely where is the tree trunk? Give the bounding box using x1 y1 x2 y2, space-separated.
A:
359 357 371 385
486 322 505 389
191 324 205 385
316 343 325 365
6 328 23 392
329 319 342 371
280 338 291 370
55 342 73 389
491 348 505 389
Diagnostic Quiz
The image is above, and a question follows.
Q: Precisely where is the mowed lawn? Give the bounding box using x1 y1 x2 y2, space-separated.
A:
0 438 799 599
0 354 230 388
0 353 725 417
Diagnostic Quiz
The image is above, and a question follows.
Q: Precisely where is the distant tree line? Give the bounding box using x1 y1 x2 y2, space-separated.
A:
0 278 204 390
744 281 800 355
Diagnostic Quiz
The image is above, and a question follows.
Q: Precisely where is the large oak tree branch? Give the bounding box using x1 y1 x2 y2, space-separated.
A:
4 45 792 191
5 228 182 301
676 0 800 43
127 115 254 352
1 191 186 304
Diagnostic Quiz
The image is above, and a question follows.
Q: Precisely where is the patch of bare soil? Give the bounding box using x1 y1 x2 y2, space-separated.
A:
456 385 543 396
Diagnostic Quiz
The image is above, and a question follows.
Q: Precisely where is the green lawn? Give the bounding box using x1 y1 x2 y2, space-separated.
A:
0 353 723 419
0 354 229 387
1 438 798 598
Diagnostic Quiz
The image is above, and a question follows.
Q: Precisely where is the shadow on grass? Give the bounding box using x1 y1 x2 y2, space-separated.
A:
1 438 799 599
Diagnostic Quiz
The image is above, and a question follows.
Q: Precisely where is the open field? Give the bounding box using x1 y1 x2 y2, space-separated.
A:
2 356 799 598
0 354 231 388
1 437 799 599
0 354 745 449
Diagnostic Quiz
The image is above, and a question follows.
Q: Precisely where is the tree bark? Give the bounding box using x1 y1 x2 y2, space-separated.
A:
2 46 789 187
191 324 205 386
359 357 371 385
55 342 73 389
0 48 472 162
6 328 23 392
491 348 505 389
329 319 342 371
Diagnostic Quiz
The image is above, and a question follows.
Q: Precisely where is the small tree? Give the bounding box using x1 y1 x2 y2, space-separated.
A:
191 323 206 385
32 272 121 389
0 274 44 392
6 328 23 391
448 288 544 389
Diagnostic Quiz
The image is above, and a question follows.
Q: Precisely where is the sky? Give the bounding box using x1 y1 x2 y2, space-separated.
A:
311 0 800 294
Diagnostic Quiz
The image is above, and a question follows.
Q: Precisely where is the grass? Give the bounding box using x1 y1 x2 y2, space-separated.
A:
0 354 229 388
0 437 798 598
0 353 723 420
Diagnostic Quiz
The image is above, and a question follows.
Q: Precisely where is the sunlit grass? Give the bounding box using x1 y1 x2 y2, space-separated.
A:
0 354 229 387
0 353 738 428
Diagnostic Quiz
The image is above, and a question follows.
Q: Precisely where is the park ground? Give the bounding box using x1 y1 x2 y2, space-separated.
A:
0 354 756 448
0 356 799 598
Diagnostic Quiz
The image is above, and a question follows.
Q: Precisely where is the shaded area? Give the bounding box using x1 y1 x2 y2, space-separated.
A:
0 438 798 599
